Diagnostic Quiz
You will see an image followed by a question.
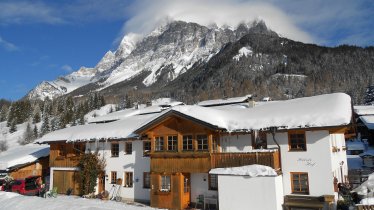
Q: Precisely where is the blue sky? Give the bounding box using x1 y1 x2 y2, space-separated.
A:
0 0 373 100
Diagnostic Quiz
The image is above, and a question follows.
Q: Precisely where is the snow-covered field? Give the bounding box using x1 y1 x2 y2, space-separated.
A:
0 191 157 210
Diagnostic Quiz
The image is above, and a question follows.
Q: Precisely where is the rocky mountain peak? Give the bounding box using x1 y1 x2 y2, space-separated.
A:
27 20 280 100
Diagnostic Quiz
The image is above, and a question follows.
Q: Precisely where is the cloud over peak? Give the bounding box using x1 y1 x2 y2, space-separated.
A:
122 0 314 43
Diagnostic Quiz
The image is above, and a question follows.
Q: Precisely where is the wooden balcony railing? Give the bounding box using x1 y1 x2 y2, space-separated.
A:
150 149 280 173
210 149 280 170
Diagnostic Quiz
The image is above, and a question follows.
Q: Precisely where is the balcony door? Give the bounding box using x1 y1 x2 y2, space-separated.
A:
182 173 191 208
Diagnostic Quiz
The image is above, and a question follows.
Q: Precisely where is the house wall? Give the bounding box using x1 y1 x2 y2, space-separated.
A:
87 140 150 202
330 133 348 183
217 175 283 210
267 130 336 196
220 134 252 152
190 173 218 203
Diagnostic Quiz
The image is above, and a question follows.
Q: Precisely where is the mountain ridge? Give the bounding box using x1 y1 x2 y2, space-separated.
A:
26 20 374 104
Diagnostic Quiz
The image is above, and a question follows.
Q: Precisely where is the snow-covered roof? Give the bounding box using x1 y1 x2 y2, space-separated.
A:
0 144 49 171
209 164 277 177
346 140 365 151
196 95 253 107
138 93 352 132
88 100 184 123
354 105 374 116
37 114 158 143
360 115 374 130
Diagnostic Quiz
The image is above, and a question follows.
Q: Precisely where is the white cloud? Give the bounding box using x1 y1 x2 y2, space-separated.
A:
0 1 64 25
61 65 74 73
121 0 314 43
0 36 19 52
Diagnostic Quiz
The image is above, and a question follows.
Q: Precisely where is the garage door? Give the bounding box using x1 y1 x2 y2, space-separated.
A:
53 170 80 195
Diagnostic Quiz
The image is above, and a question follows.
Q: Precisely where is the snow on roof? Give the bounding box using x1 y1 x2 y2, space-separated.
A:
354 105 374 116
37 114 158 143
88 108 140 123
88 100 184 123
360 115 374 130
0 144 49 171
347 155 363 170
346 140 365 151
197 95 253 107
144 93 351 132
209 164 277 177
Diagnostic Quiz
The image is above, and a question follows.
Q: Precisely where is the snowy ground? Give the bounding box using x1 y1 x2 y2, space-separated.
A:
0 191 158 210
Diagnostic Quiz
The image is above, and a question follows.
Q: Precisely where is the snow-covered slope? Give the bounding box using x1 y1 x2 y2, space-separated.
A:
27 20 274 100
27 67 99 100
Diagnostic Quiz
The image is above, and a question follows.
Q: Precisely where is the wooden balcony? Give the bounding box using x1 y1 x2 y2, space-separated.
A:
211 149 280 170
150 149 280 173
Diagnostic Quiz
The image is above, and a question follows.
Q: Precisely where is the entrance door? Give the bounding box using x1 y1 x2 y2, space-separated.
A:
182 173 191 208
98 171 105 193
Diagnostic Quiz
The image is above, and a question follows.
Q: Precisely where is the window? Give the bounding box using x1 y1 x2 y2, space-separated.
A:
58 144 66 156
111 142 119 157
143 141 151 156
124 172 133 187
291 172 309 194
74 144 85 155
184 176 189 193
183 135 193 151
212 136 218 152
143 172 150 189
125 142 132 154
155 137 164 151
289 132 306 151
209 174 218 191
111 171 117 184
168 136 178 151
197 135 208 151
160 175 171 192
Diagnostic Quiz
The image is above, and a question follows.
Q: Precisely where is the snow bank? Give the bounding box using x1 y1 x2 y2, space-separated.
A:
0 191 156 210
354 105 374 115
209 164 277 177
360 197 374 205
0 144 49 170
352 172 374 195
169 93 352 131
37 114 158 143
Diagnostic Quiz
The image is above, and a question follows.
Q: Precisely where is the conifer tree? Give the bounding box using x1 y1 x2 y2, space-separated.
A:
40 114 50 136
21 122 34 145
9 119 17 133
33 125 38 140
0 105 8 122
0 139 8 152
32 110 41 124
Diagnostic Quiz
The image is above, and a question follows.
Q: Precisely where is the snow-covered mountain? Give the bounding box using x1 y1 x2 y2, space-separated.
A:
27 20 273 100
